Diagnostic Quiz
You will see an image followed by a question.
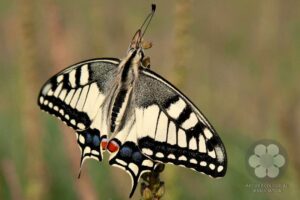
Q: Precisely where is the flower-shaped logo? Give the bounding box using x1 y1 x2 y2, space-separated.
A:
248 143 285 178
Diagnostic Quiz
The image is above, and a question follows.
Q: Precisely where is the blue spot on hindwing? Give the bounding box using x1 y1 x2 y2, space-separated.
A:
93 135 100 147
120 146 133 158
86 133 92 143
132 151 143 164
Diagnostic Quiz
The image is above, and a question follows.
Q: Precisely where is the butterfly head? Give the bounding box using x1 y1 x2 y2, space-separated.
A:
128 30 144 60
127 4 156 60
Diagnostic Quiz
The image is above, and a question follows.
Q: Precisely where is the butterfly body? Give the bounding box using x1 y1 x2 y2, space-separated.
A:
38 5 227 198
108 48 141 135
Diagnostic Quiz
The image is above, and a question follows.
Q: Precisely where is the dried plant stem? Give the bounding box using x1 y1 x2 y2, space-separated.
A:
160 0 192 199
141 1 192 199
173 0 192 88
140 164 165 200
1 160 23 200
19 0 47 199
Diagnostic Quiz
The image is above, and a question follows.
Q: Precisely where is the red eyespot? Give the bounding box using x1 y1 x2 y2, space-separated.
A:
101 138 108 150
107 140 120 153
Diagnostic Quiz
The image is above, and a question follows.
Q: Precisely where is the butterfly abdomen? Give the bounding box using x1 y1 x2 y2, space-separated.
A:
110 88 132 132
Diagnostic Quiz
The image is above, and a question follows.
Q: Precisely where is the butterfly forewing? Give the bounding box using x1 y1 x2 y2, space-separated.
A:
38 58 120 162
133 68 227 177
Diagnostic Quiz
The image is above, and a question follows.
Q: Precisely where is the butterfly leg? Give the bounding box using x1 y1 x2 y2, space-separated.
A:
142 57 151 68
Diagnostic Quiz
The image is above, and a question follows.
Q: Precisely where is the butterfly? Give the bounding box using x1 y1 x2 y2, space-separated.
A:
37 4 227 198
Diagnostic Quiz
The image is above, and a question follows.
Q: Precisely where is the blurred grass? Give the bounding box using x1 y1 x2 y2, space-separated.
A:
1 0 300 200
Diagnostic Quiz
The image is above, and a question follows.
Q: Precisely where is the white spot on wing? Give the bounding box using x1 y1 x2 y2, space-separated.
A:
83 83 100 112
177 128 187 148
65 89 75 104
53 83 63 97
179 155 187 161
155 112 168 142
79 135 85 143
89 92 105 118
69 69 76 88
90 109 107 137
47 89 54 96
167 121 176 145
56 75 63 83
167 154 176 159
54 106 59 111
70 119 76 125
70 88 82 108
142 160 153 167
142 148 153 156
190 159 197 164
167 98 186 119
208 150 216 158
83 147 91 155
77 123 85 130
215 146 225 162
59 89 67 100
155 152 164 158
92 150 99 155
204 128 213 139
199 135 206 153
128 163 139 176
80 64 89 85
200 161 207 166
135 108 144 137
142 105 160 139
182 113 198 130
189 137 198 150
116 159 127 166
76 85 89 111
209 163 215 170
42 83 52 95
82 83 100 116
59 109 64 115
217 166 223 172
39 96 44 104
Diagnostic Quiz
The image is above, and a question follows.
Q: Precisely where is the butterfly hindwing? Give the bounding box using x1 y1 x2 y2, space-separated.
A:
109 141 157 198
38 58 120 163
76 128 104 162
134 68 227 177
108 114 158 198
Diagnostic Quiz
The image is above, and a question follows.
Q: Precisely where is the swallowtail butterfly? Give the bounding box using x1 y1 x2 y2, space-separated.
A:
38 4 227 197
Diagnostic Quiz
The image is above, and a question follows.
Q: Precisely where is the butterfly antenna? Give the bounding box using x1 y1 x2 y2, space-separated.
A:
140 4 156 39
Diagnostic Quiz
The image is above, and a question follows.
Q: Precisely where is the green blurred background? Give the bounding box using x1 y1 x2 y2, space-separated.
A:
0 0 300 199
